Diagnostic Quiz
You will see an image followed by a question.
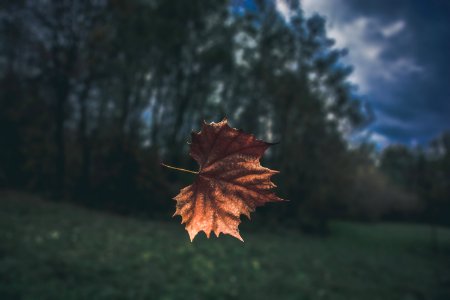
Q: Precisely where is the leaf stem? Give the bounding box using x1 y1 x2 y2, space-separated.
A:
160 163 198 175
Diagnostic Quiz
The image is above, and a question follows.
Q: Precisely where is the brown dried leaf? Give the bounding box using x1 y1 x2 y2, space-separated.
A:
172 119 284 241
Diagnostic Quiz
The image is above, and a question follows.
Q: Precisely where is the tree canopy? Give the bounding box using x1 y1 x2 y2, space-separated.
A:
1 0 448 230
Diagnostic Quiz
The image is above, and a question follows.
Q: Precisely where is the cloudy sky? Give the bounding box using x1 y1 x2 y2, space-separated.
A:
278 0 450 147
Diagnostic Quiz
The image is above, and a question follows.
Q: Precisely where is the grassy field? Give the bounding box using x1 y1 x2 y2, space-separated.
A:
1 191 449 300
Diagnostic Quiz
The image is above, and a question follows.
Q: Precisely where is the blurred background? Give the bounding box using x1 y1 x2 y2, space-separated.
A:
0 0 449 299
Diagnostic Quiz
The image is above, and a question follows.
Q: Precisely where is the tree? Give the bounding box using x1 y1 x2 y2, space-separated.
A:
1 0 375 228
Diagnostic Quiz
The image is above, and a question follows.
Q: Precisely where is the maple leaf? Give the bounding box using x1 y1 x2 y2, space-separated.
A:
163 119 284 241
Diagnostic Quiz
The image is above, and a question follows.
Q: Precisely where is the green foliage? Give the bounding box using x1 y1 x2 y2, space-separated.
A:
1 192 449 300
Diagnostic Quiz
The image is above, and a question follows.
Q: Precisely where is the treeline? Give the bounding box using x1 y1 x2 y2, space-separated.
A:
380 134 450 226
0 0 448 230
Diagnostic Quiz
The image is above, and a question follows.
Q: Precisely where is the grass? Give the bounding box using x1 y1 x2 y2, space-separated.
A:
1 191 449 300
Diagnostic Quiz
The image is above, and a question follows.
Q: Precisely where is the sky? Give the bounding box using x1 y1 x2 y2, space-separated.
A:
278 0 450 148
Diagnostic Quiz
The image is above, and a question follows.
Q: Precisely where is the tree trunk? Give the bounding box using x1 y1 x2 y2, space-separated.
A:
78 80 92 195
54 77 69 199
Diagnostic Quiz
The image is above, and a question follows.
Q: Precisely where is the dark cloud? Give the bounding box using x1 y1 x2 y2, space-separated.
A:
302 0 450 145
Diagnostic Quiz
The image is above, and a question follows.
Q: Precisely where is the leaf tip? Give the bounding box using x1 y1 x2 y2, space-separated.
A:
236 234 244 242
187 229 198 242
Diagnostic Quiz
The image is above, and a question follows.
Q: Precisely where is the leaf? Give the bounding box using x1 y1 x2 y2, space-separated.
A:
172 119 284 241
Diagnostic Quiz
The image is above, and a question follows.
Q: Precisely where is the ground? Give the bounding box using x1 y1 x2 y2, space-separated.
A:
0 191 449 300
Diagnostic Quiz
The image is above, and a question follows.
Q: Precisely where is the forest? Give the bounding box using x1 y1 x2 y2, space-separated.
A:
1 0 450 299
1 0 448 230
